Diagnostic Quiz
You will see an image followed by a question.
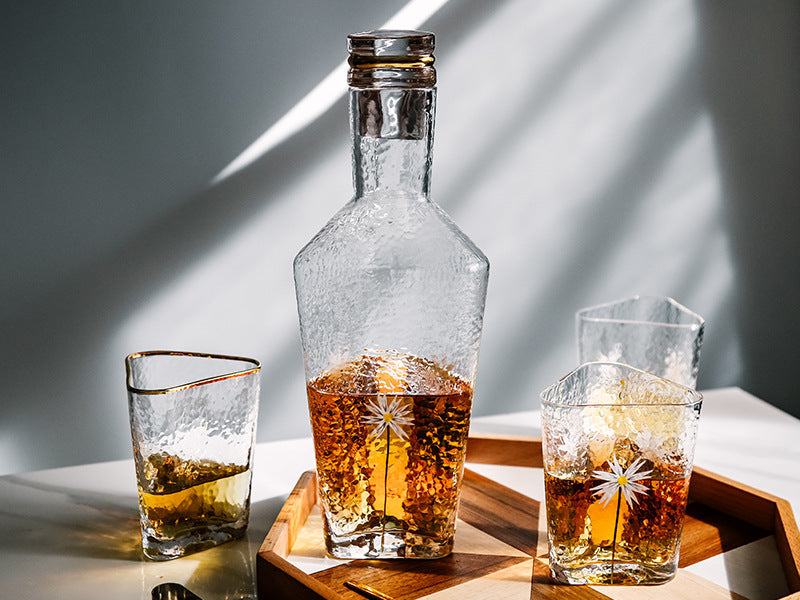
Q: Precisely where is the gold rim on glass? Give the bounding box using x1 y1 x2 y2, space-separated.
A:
125 350 261 395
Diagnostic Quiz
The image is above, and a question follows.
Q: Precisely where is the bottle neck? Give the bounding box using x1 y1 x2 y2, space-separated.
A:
350 87 435 199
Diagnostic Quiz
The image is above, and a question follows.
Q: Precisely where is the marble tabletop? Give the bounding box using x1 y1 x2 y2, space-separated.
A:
1 387 798 600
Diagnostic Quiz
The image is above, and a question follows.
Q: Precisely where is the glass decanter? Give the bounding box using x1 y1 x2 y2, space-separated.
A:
293 30 489 559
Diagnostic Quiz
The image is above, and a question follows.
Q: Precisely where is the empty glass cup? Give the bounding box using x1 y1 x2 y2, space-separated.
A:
576 296 704 387
125 351 261 560
541 362 702 584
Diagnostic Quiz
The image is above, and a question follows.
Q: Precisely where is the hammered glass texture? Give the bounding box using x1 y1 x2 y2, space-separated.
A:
127 353 260 476
294 191 488 383
125 352 260 559
540 362 702 584
576 296 704 387
294 83 488 386
293 32 489 560
541 363 702 478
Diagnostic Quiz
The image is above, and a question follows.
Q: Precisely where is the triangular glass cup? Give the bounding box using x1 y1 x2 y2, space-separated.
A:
540 362 703 585
125 351 261 560
576 295 704 387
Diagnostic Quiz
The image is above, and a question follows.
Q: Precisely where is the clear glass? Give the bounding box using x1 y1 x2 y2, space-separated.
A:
293 31 489 560
541 362 702 585
576 295 705 387
125 351 261 560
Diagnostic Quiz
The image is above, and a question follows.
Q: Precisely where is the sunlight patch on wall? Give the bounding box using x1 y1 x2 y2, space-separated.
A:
212 0 451 185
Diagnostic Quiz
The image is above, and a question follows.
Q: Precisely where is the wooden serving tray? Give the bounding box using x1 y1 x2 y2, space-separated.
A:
257 434 800 600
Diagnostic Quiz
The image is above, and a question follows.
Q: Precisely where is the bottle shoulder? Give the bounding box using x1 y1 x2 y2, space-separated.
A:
428 200 490 270
293 192 489 274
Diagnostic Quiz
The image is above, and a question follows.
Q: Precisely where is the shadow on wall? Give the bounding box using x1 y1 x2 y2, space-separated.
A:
695 0 800 418
0 0 408 475
0 0 498 475
1 0 799 476
448 16 707 406
0 105 346 474
428 0 740 411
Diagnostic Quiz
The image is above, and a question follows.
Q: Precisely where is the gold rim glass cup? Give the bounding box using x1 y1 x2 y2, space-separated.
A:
125 351 261 560
541 362 702 585
576 296 704 387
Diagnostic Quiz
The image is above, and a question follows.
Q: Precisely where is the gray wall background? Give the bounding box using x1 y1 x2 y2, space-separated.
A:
2 0 798 475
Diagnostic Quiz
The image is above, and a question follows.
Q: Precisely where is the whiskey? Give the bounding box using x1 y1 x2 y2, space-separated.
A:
137 452 251 560
544 458 690 584
540 362 702 584
307 352 472 559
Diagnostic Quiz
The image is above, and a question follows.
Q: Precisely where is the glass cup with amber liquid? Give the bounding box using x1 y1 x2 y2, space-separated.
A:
126 351 261 560
293 31 489 559
541 363 702 584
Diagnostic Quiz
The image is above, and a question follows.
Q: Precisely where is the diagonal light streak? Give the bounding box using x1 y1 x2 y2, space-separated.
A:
211 0 450 185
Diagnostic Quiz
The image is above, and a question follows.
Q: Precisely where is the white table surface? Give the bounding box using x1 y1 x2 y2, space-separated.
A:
1 387 798 600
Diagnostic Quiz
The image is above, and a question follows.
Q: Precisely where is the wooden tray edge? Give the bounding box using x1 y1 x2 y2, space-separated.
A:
259 470 317 559
257 434 800 598
257 471 343 600
776 499 800 591
465 433 800 595
257 548 341 600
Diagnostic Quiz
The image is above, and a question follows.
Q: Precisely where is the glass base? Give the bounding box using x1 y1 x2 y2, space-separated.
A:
549 560 677 585
141 520 247 561
326 528 454 559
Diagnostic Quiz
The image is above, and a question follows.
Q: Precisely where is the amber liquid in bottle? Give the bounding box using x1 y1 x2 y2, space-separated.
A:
307 352 472 558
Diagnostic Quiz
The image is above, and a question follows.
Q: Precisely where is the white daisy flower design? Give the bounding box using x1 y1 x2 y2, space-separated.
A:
591 456 652 508
361 394 413 441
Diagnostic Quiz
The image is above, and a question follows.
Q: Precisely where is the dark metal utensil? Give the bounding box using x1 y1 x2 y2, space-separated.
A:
151 582 204 600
